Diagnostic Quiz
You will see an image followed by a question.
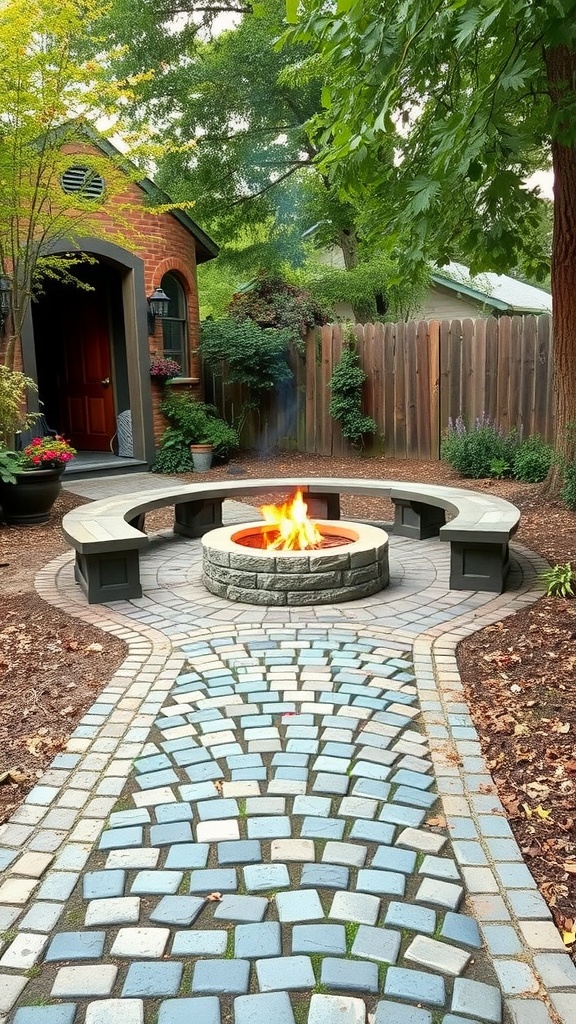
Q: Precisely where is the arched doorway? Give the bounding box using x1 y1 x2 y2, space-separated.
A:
33 261 128 451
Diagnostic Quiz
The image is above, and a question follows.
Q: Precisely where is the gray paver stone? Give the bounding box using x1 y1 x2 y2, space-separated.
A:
171 930 228 955
372 846 416 874
234 991 295 1024
121 962 183 998
85 897 140 927
275 888 324 922
506 1000 554 1024
300 864 349 890
292 924 346 955
158 997 221 1024
214 895 268 922
419 856 460 881
247 816 292 839
235 922 281 959
45 931 106 962
397 827 446 854
149 822 193 846
164 844 209 869
13 1008 78 1024
256 955 315 991
300 817 345 840
351 925 401 963
384 967 446 1008
441 912 482 948
329 891 380 926
51 965 118 998
321 957 379 993
415 878 463 910
356 868 405 896
243 864 291 892
405 935 471 976
192 959 250 995
150 896 206 926
84 1000 144 1024
374 1002 432 1024
349 821 395 845
82 870 125 900
451 979 502 1023
130 871 183 895
308 994 366 1024
189 869 237 894
322 842 367 868
218 840 262 865
111 928 170 958
384 901 436 934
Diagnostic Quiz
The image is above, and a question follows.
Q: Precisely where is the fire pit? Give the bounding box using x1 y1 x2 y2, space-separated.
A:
202 489 389 606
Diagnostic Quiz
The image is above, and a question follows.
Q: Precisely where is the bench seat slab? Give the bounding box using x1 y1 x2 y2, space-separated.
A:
392 498 446 540
75 549 143 604
450 540 510 594
174 498 224 538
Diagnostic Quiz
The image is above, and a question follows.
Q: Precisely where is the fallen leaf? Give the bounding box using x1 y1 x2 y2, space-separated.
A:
213 780 224 794
514 723 530 736
426 815 447 828
563 862 576 875
85 642 103 653
553 722 571 734
205 892 222 902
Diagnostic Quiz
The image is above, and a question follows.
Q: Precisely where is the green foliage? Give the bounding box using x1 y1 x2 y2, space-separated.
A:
0 366 38 445
489 458 512 480
512 435 554 483
540 563 575 598
441 416 517 479
0 449 20 484
150 429 195 475
302 252 430 323
562 460 576 511
201 317 293 395
159 395 239 459
228 270 330 340
328 331 377 446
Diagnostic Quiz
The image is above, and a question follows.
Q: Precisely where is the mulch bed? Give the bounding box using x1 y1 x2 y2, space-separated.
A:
1 450 575 948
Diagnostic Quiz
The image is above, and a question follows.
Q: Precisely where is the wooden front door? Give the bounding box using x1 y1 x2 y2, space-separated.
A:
61 288 116 451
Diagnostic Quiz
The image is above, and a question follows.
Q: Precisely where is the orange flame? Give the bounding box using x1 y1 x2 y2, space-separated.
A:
259 489 323 551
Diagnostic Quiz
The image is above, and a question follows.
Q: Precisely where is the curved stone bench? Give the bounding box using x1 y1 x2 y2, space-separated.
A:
62 477 520 604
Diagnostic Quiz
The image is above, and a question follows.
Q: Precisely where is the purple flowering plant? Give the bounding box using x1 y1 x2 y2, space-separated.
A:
150 357 181 382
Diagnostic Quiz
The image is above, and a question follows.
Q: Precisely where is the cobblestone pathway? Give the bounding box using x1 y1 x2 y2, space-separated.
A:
1 489 576 1024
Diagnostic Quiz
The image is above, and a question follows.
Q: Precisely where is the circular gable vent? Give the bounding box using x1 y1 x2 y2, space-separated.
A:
61 165 105 199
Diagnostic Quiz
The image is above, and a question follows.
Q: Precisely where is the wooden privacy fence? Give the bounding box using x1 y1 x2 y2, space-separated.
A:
204 314 554 460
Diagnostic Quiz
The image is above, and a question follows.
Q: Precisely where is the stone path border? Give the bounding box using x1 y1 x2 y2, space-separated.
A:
1 498 575 1024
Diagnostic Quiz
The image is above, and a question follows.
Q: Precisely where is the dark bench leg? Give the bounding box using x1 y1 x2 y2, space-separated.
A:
75 550 143 603
174 498 224 538
305 492 341 519
450 541 509 593
392 499 446 539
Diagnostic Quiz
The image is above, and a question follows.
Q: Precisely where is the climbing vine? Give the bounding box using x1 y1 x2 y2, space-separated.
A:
328 328 378 447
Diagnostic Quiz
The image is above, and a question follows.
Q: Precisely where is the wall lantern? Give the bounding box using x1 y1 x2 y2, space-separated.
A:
0 275 12 333
147 286 171 334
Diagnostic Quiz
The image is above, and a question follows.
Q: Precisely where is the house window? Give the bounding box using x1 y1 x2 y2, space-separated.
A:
161 273 188 375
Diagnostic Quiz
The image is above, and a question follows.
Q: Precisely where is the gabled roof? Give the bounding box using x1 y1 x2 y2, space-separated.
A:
59 123 219 264
431 262 551 315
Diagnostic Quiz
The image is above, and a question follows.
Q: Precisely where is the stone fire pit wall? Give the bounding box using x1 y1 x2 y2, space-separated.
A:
202 521 390 606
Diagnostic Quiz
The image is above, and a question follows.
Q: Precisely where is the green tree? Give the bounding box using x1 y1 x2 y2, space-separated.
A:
287 0 573 486
0 0 169 371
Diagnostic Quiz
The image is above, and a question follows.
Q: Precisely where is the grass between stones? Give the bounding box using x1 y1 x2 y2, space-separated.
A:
345 920 360 952
292 996 310 1024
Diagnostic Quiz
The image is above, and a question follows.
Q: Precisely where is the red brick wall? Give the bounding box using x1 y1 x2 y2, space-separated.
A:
61 142 207 444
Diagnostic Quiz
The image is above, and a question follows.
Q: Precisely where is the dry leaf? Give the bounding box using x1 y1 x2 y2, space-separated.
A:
213 780 224 794
85 642 103 653
426 815 447 828
205 892 222 902
553 722 571 734
0 768 28 785
514 723 530 736
563 862 576 875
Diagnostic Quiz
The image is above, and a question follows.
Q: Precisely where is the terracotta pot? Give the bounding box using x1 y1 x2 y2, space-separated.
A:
190 443 214 472
0 466 65 525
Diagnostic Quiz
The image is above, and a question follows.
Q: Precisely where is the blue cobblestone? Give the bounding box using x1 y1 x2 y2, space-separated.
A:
192 959 250 995
384 967 446 1007
122 962 183 997
256 955 315 991
321 957 379 993
234 922 281 959
234 992 295 1024
158 997 220 1024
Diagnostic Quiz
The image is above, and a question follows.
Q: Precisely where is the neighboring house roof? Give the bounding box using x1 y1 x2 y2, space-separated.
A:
58 122 219 264
431 262 551 315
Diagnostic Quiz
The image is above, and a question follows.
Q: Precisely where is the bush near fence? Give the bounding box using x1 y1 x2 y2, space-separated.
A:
203 314 554 460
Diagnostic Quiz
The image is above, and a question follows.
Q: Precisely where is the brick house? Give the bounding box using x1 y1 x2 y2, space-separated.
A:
20 132 218 468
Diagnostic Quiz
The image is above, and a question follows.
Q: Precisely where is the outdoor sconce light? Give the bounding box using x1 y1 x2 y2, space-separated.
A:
147 286 171 334
0 275 12 333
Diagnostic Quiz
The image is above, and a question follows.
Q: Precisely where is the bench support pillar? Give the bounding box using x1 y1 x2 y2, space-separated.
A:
392 498 446 539
449 540 510 593
174 498 224 538
74 550 143 604
305 492 341 520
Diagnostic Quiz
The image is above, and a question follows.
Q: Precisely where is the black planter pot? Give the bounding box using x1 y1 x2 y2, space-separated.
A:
0 466 64 526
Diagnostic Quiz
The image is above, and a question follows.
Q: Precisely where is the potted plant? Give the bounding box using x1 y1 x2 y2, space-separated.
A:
0 435 76 525
152 392 239 475
150 357 182 384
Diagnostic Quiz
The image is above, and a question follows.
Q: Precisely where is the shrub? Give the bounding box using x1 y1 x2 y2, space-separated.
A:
200 317 293 396
540 562 576 598
512 435 554 483
159 393 239 460
328 334 378 447
228 270 330 340
441 415 517 478
151 428 195 474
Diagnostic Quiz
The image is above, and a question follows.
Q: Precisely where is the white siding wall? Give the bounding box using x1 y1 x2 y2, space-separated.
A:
413 286 491 321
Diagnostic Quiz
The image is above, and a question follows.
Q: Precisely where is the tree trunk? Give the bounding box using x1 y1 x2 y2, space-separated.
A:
338 227 359 270
543 46 576 496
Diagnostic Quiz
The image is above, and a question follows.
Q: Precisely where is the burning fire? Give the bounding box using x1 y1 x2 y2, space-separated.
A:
259 489 323 551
